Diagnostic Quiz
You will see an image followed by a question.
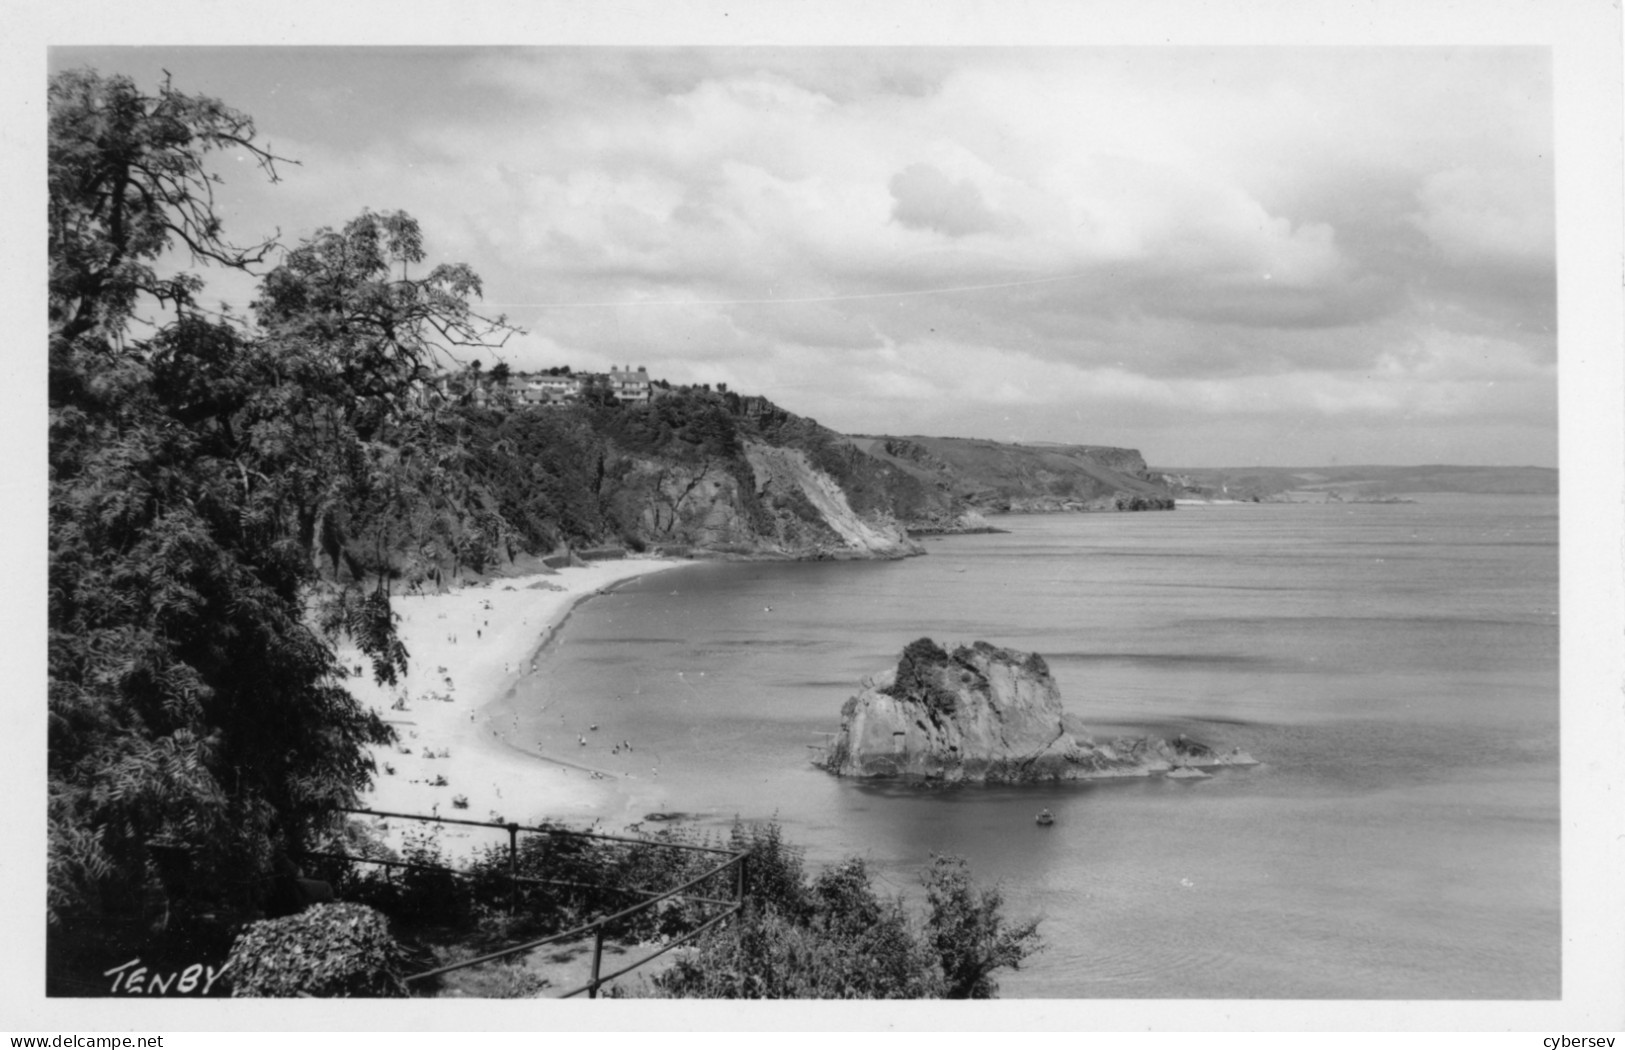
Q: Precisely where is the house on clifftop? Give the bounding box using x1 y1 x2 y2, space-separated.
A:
508 367 652 407
516 373 582 405
609 365 652 404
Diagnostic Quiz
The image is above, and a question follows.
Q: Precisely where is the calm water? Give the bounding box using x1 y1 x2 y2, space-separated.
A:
494 494 1559 998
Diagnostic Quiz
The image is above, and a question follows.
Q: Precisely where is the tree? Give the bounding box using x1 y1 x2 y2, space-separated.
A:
249 208 519 583
252 209 510 435
46 69 512 941
48 69 312 931
579 373 619 408
49 68 290 348
922 854 1043 998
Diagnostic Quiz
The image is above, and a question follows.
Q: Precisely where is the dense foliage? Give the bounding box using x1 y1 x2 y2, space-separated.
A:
47 69 510 937
226 902 409 998
1113 492 1175 511
309 820 731 951
456 407 613 553
883 637 963 718
306 819 1040 999
647 825 1042 999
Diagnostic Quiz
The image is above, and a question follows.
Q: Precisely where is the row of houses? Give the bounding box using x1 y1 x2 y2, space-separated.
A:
493 366 654 407
465 365 746 410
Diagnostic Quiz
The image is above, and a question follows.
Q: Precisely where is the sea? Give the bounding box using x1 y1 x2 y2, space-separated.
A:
494 493 1559 999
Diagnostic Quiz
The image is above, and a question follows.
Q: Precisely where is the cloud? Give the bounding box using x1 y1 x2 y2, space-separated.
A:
1413 163 1555 266
71 45 1555 466
889 163 1016 237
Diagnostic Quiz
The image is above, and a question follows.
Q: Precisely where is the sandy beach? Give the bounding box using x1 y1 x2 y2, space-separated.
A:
334 557 685 857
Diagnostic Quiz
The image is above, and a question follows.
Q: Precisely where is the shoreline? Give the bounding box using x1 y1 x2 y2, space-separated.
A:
334 557 686 857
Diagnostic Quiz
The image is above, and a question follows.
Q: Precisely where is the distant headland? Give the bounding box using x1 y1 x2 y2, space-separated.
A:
1150 463 1556 502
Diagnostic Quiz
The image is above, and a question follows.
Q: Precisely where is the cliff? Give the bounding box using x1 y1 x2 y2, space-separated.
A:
322 388 1178 584
818 638 1257 783
458 391 1011 564
591 395 930 558
741 441 922 558
849 435 1173 516
599 438 924 559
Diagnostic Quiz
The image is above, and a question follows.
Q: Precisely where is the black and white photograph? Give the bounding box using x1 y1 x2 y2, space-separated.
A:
8 0 1622 1037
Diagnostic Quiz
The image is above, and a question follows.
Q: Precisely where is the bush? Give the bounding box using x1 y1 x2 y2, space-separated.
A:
923 854 1043 998
1113 492 1175 511
227 902 409 997
316 827 468 928
726 820 808 920
883 638 964 717
410 820 735 948
650 906 936 999
389 829 467 926
645 828 1041 999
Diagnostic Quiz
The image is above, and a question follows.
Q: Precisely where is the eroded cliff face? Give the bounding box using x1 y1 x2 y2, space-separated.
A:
743 442 923 558
819 638 1257 782
601 442 922 559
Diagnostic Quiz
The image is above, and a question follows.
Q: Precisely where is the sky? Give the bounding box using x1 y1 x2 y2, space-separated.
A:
48 45 1558 467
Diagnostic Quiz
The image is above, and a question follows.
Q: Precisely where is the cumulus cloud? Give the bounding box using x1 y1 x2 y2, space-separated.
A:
889 163 1015 237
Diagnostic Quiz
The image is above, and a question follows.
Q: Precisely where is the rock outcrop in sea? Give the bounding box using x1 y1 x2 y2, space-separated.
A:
817 638 1257 782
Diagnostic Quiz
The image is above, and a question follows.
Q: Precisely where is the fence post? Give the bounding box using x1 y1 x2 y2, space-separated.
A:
506 823 520 916
588 923 605 999
735 852 749 907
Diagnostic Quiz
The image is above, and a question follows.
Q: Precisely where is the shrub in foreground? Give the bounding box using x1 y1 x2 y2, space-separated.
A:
923 854 1042 999
646 831 1042 999
289 818 1040 999
227 902 408 997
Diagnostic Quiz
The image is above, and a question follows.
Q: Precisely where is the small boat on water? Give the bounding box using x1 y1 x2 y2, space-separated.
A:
1035 809 1054 826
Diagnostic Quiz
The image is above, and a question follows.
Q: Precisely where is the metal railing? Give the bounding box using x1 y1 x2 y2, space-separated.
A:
306 807 749 998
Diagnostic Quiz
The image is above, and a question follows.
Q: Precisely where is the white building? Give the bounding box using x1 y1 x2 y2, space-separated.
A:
519 374 582 405
609 365 652 403
507 367 657 407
